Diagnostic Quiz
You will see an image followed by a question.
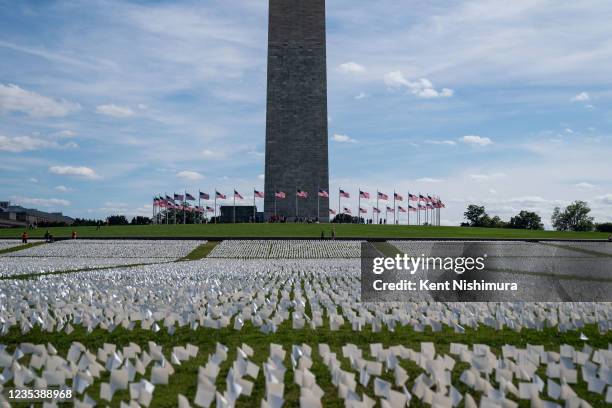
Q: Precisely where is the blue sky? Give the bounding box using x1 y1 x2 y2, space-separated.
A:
1 0 611 227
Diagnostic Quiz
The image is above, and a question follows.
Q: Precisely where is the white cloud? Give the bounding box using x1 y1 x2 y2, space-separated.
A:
425 140 456 146
384 72 453 98
595 194 612 205
53 130 77 138
96 104 135 118
0 134 77 153
29 178 38 183
202 149 226 159
470 173 506 182
338 62 366 74
570 92 589 102
354 92 367 100
258 174 265 180
49 165 99 179
461 135 493 146
15 197 71 207
176 170 203 181
54 185 73 192
574 182 596 189
416 177 443 183
332 134 356 143
0 83 81 117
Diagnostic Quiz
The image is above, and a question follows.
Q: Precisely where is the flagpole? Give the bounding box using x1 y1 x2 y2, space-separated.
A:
233 188 236 224
406 192 409 226
214 188 217 224
338 188 341 222
295 186 298 220
376 191 379 224
393 191 396 225
274 185 277 219
317 184 320 222
358 188 360 225
253 188 256 223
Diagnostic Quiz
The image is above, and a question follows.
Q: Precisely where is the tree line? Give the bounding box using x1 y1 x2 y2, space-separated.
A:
462 200 612 232
72 216 152 227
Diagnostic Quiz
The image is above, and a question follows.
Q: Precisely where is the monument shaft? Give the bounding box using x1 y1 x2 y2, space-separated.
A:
264 0 329 221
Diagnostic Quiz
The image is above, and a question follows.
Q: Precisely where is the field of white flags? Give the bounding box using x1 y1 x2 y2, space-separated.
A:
0 239 204 278
0 239 610 407
208 240 362 259
0 239 41 251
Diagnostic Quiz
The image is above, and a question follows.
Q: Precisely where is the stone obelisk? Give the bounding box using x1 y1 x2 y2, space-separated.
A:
264 0 329 221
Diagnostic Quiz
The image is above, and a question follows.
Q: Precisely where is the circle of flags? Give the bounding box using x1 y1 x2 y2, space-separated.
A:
153 187 445 225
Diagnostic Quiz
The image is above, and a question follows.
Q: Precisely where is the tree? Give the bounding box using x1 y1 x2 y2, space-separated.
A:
488 215 506 229
107 215 129 226
508 211 544 230
464 205 488 227
73 218 104 226
595 222 612 233
131 216 151 225
551 201 594 232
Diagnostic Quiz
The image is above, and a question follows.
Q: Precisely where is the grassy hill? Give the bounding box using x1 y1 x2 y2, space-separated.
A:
0 223 608 240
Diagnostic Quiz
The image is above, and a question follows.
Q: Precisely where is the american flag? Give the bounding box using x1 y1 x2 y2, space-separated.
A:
386 206 394 212
216 191 226 199
234 190 244 200
318 188 329 198
329 209 336 215
339 189 350 198
378 192 389 200
185 192 195 201
359 190 370 199
373 207 381 213
206 206 215 212
165 194 173 201
398 206 407 213
409 205 417 212
408 193 418 202
275 191 286 199
394 192 403 201
200 191 210 200
359 207 368 214
418 204 425 210
426 203 434 209
254 190 264 198
419 194 426 202
296 190 308 198
343 207 352 214
195 206 204 213
427 195 434 203
174 193 184 201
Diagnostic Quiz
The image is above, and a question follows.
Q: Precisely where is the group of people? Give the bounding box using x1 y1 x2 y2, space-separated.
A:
21 230 77 243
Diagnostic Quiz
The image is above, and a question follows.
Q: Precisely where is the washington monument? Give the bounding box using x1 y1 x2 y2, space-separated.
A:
264 0 329 221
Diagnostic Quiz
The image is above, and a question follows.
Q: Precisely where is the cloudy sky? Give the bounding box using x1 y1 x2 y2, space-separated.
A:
1 0 611 227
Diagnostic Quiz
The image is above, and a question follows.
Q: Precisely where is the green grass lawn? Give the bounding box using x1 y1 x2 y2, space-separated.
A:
0 223 608 240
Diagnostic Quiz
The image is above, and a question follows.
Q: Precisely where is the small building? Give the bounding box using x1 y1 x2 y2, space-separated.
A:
0 201 74 228
219 206 263 223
